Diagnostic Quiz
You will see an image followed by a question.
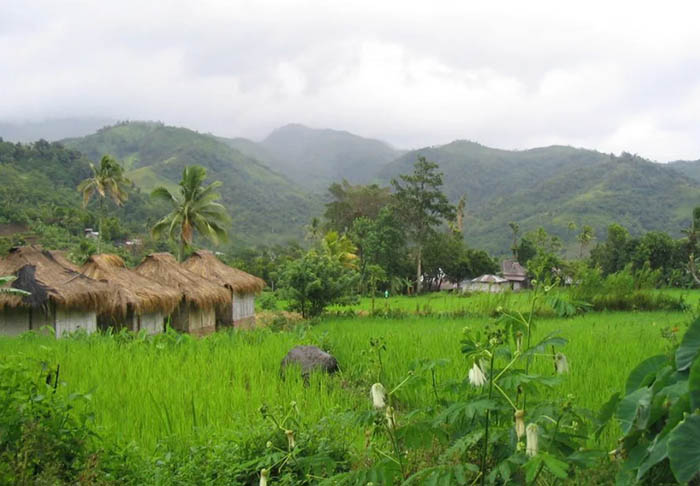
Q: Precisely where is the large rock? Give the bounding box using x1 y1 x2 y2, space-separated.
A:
280 345 339 378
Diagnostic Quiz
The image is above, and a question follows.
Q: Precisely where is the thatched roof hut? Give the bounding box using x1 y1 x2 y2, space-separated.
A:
183 250 265 294
80 254 181 318
134 253 229 308
45 250 81 272
0 246 111 313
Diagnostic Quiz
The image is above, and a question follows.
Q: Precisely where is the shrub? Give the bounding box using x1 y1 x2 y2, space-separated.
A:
0 358 96 485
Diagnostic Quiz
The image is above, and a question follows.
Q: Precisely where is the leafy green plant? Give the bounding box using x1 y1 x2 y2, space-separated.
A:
0 358 96 485
597 316 700 485
0 275 30 296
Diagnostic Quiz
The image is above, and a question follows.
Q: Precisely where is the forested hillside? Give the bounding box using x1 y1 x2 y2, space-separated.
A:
669 159 700 183
0 139 162 253
377 142 700 254
250 123 402 190
62 122 321 244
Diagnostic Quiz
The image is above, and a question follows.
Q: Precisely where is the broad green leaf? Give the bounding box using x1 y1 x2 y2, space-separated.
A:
523 455 543 483
624 355 667 394
521 332 568 358
541 452 569 479
689 355 700 411
616 387 653 435
595 392 620 439
667 414 700 483
566 449 606 468
636 433 669 481
676 316 700 371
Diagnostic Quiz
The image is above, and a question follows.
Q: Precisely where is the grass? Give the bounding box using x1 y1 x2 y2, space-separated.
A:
0 306 691 455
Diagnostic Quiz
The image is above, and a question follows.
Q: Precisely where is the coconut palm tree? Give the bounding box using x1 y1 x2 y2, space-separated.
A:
0 276 29 296
150 165 230 261
77 154 131 253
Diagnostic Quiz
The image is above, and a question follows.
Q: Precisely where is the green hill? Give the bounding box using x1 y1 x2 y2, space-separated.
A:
669 159 700 183
62 122 321 245
255 123 402 191
379 143 700 255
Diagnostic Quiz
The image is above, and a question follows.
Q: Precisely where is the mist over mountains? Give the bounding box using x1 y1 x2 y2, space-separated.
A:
2 118 700 254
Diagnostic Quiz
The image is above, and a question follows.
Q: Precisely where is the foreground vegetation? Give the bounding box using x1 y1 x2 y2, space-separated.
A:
1 295 696 484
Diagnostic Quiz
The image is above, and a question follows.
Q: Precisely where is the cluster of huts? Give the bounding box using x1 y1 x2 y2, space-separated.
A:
460 259 528 293
0 246 264 338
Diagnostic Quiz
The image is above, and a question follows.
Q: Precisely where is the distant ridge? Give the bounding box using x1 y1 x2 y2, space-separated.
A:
62 121 321 245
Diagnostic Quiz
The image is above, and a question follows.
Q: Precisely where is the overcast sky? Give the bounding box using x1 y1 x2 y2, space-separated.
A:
2 0 700 161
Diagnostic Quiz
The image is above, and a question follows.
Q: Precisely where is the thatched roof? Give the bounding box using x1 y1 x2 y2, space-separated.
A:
183 250 265 295
45 250 81 272
81 254 181 317
0 246 112 312
134 253 230 309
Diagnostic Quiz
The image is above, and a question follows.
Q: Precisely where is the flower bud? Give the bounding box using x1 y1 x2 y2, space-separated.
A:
370 383 387 409
468 362 487 387
526 423 539 457
385 406 396 429
285 429 295 450
514 410 525 440
555 353 569 374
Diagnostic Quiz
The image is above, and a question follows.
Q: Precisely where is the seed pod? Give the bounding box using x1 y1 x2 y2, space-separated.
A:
514 409 525 439
526 423 539 457
370 383 387 409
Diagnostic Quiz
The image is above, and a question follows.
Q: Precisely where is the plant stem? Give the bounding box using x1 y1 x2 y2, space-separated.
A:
480 350 497 486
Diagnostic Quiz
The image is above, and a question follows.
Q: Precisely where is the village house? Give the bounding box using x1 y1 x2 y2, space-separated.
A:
134 253 229 336
80 253 181 333
461 274 508 293
183 250 265 329
501 259 528 291
0 246 112 337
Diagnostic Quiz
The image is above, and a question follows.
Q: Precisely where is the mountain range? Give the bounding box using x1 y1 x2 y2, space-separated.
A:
3 118 700 255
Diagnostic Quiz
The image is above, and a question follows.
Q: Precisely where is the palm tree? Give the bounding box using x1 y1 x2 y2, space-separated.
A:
77 154 131 253
150 165 230 261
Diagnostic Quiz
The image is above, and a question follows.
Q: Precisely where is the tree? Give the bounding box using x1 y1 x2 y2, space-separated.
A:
683 206 700 285
321 231 358 269
151 165 229 261
324 180 392 232
350 206 409 291
577 225 595 258
77 154 131 253
391 157 455 293
278 250 359 318
508 222 520 259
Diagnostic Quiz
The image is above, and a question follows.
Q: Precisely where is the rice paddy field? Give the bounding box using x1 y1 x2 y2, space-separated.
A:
1 290 697 483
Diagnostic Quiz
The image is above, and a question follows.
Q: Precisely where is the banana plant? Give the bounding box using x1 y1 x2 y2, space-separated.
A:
0 276 30 296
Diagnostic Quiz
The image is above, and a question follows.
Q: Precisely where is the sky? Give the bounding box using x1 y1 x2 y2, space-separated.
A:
2 0 700 161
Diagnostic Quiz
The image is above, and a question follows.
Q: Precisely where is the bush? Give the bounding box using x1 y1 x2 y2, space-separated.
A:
0 358 96 485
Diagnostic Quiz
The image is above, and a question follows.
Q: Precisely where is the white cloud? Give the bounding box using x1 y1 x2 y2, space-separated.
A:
1 0 700 160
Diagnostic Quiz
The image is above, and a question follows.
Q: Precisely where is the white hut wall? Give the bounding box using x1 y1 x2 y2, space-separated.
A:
134 311 165 334
232 293 256 327
171 302 215 336
0 308 30 335
54 308 96 337
188 305 216 336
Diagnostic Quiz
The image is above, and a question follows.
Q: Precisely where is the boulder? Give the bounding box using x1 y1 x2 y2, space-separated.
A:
280 345 339 378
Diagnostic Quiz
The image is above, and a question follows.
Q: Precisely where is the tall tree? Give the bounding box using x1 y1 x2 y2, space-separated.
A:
508 222 520 259
151 165 229 261
391 156 455 293
324 180 392 232
577 224 595 258
77 154 131 253
683 207 700 285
